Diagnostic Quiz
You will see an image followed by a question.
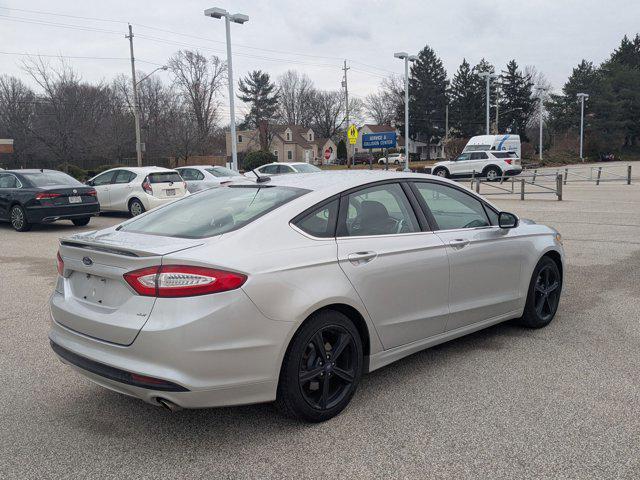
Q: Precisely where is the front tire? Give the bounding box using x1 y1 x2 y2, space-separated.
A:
10 205 31 232
517 256 562 328
72 217 91 227
432 167 448 178
128 198 145 217
276 310 363 422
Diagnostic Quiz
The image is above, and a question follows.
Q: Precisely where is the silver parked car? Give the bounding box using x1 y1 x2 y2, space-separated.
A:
175 165 246 193
49 171 564 422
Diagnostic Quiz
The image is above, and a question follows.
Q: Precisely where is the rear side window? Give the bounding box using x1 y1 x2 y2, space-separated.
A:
492 152 514 159
22 171 82 187
180 169 204 181
293 199 338 238
470 152 488 160
148 172 182 184
119 185 308 238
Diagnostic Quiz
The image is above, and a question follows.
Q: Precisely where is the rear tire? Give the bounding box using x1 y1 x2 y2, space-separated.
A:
432 167 448 178
10 205 31 232
484 166 502 181
276 310 363 422
128 198 145 217
72 217 91 227
517 256 562 328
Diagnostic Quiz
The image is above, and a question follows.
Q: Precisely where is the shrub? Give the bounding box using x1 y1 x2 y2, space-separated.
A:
242 150 276 171
57 163 88 181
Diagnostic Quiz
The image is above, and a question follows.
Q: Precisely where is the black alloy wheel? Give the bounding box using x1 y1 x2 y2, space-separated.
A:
518 256 562 328
10 205 31 232
276 310 363 422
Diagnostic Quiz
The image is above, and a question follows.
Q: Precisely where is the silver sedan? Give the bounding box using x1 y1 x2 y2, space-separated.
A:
175 165 247 193
49 171 564 422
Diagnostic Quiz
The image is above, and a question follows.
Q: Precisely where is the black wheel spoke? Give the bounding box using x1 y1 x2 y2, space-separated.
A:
333 367 354 384
546 281 559 293
311 331 326 362
299 366 323 384
319 375 330 409
331 333 351 361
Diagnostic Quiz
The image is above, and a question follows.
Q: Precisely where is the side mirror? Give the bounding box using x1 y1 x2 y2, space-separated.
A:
498 211 519 229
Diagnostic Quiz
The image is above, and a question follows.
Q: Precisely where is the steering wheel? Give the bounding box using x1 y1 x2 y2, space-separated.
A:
462 219 486 229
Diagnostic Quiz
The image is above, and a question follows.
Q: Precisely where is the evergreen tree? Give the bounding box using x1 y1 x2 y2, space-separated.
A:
395 45 448 158
498 60 535 140
337 138 347 160
237 70 279 130
449 59 484 137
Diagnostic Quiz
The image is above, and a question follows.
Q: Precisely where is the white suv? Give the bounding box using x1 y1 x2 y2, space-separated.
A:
431 151 522 180
87 167 189 216
378 153 405 165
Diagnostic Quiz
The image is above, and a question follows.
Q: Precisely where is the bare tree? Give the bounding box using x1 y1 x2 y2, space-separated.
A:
276 70 316 126
364 75 403 126
311 90 344 138
168 50 226 153
0 75 36 167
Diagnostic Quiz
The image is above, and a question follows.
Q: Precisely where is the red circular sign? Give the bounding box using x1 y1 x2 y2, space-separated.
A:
324 148 331 160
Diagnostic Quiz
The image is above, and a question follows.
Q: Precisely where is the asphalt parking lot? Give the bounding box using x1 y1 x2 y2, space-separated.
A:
2 168 639 479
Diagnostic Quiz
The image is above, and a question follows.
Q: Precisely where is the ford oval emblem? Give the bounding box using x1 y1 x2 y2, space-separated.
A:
82 256 93 266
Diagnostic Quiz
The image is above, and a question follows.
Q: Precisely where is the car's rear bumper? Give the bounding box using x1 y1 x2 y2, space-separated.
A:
48 288 294 409
503 167 522 176
26 204 100 223
141 192 189 211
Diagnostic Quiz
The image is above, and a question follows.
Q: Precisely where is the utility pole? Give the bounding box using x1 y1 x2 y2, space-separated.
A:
479 72 498 135
342 60 351 168
126 24 143 167
577 93 589 161
394 52 417 172
536 87 548 161
445 103 449 140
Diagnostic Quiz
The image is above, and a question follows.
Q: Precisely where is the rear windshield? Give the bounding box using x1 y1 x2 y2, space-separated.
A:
294 164 321 173
119 185 308 238
23 171 83 187
148 172 183 183
205 166 240 177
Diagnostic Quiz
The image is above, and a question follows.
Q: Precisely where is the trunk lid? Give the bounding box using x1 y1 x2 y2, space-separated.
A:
146 171 187 199
37 186 98 206
52 230 204 345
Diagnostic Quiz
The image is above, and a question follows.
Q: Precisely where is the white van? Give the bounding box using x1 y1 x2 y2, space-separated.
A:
463 134 521 158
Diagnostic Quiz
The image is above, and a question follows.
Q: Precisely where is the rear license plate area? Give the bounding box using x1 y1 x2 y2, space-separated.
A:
165 189 176 196
73 273 109 304
69 196 82 204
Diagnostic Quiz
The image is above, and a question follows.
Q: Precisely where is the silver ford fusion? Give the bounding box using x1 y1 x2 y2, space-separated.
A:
49 171 564 422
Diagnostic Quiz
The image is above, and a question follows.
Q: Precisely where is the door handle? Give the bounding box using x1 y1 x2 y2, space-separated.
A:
348 251 377 265
448 239 470 250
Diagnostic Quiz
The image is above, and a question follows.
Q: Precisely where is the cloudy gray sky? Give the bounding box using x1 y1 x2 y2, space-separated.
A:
1 0 639 121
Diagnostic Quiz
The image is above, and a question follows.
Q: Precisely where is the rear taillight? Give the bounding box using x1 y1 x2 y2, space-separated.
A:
142 178 153 195
504 159 513 165
36 192 62 200
124 265 247 297
86 188 97 196
56 251 64 276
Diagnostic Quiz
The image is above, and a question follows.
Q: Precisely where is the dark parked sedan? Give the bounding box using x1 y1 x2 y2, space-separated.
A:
0 169 100 231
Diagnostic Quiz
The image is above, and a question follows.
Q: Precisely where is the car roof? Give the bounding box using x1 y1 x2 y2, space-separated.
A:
4 169 68 174
265 170 435 192
261 162 308 166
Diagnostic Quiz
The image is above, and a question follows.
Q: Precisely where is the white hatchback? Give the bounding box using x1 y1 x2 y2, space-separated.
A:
432 151 522 181
87 167 189 216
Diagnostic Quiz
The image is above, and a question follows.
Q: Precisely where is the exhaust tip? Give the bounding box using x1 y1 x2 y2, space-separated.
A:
156 398 182 413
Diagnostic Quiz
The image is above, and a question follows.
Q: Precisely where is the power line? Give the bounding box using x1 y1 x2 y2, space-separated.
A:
0 6 126 24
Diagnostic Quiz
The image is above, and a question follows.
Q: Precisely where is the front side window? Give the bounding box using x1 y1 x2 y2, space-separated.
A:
260 165 279 175
294 199 338 238
456 153 471 161
293 164 321 173
413 182 490 230
92 171 115 186
120 185 308 238
342 183 419 237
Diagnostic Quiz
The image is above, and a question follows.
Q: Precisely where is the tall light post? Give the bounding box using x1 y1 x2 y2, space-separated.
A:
394 52 418 172
204 7 249 172
136 65 168 86
577 93 589 161
536 87 549 160
479 72 498 135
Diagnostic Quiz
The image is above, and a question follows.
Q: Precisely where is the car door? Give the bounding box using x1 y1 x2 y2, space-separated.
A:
335 182 450 349
0 173 20 219
89 171 115 209
410 180 524 331
450 153 471 175
108 170 136 211
177 168 204 192
469 152 489 174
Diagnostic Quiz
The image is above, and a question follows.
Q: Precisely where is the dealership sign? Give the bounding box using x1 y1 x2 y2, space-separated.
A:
362 132 396 149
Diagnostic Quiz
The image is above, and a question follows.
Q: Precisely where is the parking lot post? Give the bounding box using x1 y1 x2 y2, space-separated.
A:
475 178 480 193
564 168 568 185
556 173 563 201
596 167 602 185
471 170 476 189
520 178 525 200
628 165 632 185
532 169 537 184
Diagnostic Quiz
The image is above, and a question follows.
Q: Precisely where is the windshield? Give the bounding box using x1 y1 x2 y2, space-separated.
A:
119 185 308 238
148 172 183 183
293 164 321 173
23 171 83 187
205 166 240 178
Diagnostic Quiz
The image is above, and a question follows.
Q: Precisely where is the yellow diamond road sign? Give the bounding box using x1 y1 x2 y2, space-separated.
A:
347 124 358 144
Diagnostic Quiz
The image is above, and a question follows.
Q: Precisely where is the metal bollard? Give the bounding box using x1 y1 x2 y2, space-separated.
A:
564 168 568 185
532 169 537 184
596 167 602 185
475 178 480 193
628 165 632 185
556 173 563 201
520 178 525 200
471 170 476 188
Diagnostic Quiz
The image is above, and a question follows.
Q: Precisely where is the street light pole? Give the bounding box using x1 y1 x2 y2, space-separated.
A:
395 52 417 172
204 7 249 172
479 73 497 135
536 87 548 161
577 93 589 161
